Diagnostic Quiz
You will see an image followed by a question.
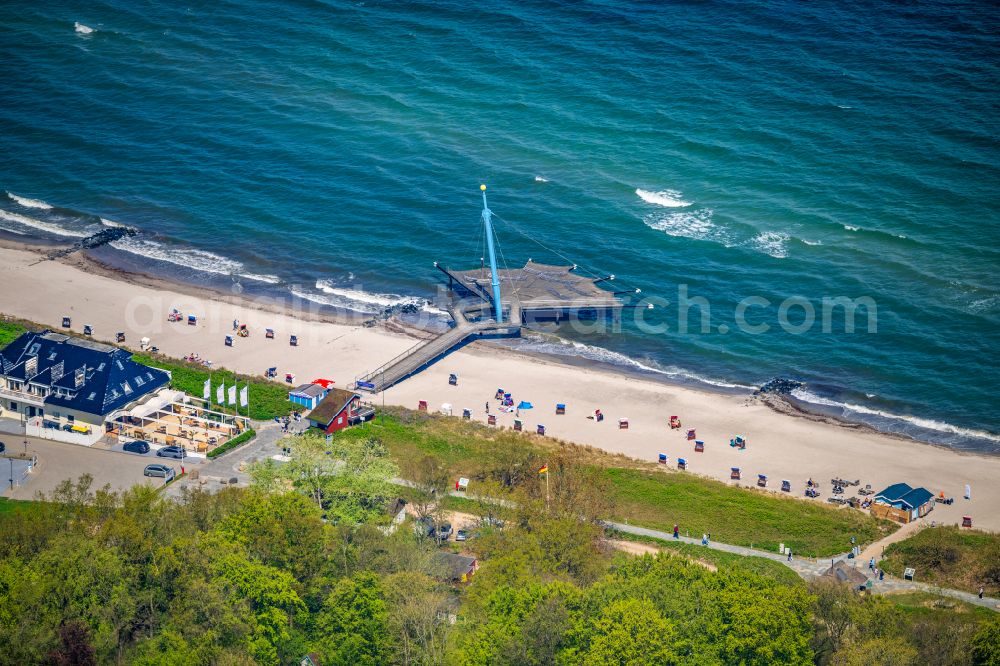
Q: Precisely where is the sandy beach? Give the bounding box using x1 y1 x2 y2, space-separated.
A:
1 242 998 531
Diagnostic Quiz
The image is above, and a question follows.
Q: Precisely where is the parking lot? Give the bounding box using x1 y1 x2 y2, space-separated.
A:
1 435 191 499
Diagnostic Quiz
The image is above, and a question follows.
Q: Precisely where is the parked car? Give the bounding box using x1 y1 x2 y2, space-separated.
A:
123 440 150 455
436 523 453 540
143 464 175 481
456 529 469 542
156 445 187 459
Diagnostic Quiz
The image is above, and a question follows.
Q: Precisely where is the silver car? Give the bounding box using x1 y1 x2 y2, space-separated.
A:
144 464 175 481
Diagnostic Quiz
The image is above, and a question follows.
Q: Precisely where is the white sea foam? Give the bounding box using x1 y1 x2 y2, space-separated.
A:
293 279 438 315
801 239 822 246
100 217 123 227
643 208 718 241
635 188 691 208
6 192 53 209
791 388 1000 443
750 231 790 258
0 209 88 237
843 225 860 231
110 237 280 283
534 176 549 183
74 22 94 35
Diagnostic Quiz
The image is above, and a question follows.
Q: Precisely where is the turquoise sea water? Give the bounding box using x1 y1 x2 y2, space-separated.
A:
1 1 998 450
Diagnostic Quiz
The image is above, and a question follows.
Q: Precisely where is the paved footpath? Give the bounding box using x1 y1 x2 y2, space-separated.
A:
164 422 287 498
607 520 999 612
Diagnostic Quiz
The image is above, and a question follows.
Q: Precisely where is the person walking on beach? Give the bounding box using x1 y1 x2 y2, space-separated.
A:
485 401 489 414
879 569 884 581
787 549 793 562
980 586 985 599
869 557 876 571
673 524 679 539
701 533 707 546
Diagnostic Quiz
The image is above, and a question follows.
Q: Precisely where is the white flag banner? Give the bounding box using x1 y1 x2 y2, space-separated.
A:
217 383 224 404
228 385 237 406
239 384 249 408
203 378 211 400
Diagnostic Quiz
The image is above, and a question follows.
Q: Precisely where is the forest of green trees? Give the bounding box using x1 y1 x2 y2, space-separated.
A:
0 432 997 665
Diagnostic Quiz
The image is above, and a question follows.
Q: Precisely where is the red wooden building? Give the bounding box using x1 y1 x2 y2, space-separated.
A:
304 388 373 433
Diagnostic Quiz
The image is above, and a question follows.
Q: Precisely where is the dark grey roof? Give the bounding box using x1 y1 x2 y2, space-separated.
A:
290 383 326 398
432 552 476 580
0 331 170 416
822 562 869 586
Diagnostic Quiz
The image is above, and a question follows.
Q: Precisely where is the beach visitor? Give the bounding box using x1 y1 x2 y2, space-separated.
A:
787 549 792 562
879 569 884 581
980 586 985 599
869 557 875 571
701 533 707 546
485 401 489 414
673 524 679 539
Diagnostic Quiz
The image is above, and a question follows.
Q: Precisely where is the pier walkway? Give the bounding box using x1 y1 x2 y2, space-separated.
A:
353 318 518 393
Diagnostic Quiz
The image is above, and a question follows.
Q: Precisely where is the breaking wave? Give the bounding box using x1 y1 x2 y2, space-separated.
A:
790 388 1000 445
513 335 755 390
292 279 442 315
6 192 53 209
74 22 94 35
0 209 89 237
635 188 691 208
110 237 280 283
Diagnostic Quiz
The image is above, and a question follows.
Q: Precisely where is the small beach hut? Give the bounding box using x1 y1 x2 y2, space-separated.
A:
757 474 767 488
658 453 667 464
188 315 197 326
731 435 747 449
595 409 604 422
677 458 687 470
537 424 545 435
513 419 523 431
83 325 93 336
462 408 472 420
687 428 696 440
619 417 629 430
265 328 275 339
487 414 496 425
456 477 469 492
448 374 458 386
556 403 566 415
285 372 295 384
62 316 71 328
418 400 428 411
962 515 972 528
289 383 330 410
731 467 741 480
694 440 704 452
266 367 277 378
289 334 298 346
116 331 125 343
225 336 234 347
781 479 791 492
495 388 504 400
440 403 452 416
140 337 151 351
669 415 681 429
167 309 182 322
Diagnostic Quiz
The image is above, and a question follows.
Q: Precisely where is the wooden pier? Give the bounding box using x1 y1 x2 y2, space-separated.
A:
353 318 519 393
351 185 638 394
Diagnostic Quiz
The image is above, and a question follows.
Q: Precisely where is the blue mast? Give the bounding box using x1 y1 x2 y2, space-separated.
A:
480 184 503 324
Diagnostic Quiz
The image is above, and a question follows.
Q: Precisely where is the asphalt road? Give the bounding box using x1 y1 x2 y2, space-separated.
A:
0 434 184 499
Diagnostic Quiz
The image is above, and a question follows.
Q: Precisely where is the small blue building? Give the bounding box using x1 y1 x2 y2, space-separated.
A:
288 383 329 410
873 483 934 522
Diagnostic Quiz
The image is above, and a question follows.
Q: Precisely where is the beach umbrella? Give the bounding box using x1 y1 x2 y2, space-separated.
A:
517 401 533 410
